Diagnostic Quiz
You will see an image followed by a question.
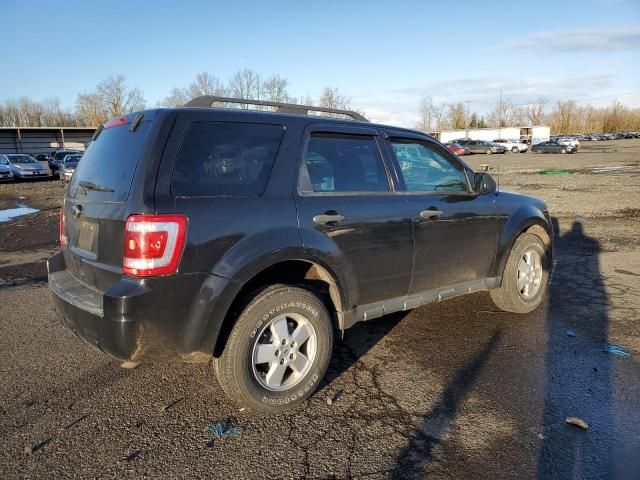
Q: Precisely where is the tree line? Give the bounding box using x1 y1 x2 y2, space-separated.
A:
416 95 640 134
0 71 357 128
1 71 639 134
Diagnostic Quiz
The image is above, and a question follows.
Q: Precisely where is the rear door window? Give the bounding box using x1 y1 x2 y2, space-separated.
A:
69 121 151 202
301 133 389 193
172 122 284 197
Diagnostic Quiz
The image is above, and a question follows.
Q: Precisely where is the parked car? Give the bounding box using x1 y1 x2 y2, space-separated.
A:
455 139 506 154
531 141 576 154
49 149 83 177
5 154 50 179
60 154 82 183
32 153 51 162
493 139 528 153
556 137 580 150
445 142 471 156
49 99 554 414
0 154 15 181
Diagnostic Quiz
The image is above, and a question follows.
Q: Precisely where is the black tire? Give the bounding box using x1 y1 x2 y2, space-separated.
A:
215 285 334 414
512 147 519 153
490 233 550 314
486 148 493 155
560 147 567 154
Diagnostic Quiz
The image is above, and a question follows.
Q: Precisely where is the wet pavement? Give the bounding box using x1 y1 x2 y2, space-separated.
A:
0 141 639 478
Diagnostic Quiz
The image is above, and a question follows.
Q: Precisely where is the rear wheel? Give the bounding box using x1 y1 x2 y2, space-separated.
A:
486 148 493 155
215 285 334 414
560 147 567 154
490 233 550 314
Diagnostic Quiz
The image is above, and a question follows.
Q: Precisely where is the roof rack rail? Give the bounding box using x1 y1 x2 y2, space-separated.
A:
183 95 368 122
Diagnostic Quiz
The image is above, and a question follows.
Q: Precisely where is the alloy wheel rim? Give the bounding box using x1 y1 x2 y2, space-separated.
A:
251 313 317 391
517 249 543 300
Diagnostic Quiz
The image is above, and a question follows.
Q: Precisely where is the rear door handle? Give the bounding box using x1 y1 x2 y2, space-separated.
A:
419 209 443 219
313 212 346 225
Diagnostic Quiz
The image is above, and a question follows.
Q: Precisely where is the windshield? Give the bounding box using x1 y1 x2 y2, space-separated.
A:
8 155 37 163
55 151 79 160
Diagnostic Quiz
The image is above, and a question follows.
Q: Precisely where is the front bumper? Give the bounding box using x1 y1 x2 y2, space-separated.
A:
47 251 235 361
14 170 49 178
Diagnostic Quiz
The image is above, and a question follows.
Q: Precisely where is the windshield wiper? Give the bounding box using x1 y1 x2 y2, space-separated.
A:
78 180 114 192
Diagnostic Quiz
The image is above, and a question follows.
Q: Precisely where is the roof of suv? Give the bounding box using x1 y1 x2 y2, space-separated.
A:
130 96 431 140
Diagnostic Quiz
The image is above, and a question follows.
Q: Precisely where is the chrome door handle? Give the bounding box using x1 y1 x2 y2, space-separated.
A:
313 213 346 225
419 209 443 219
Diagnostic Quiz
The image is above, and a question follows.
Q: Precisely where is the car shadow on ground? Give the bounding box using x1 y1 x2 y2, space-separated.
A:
367 218 613 478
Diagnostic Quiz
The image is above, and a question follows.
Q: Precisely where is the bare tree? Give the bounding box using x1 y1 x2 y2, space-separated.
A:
159 87 191 108
318 87 351 110
262 75 290 103
526 97 547 125
189 72 226 98
96 75 146 118
555 100 576 134
488 92 513 127
76 92 108 127
417 96 436 131
447 102 467 129
229 69 261 107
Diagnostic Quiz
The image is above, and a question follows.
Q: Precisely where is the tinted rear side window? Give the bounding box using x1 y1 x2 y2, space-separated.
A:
303 134 389 193
69 121 151 202
172 122 284 197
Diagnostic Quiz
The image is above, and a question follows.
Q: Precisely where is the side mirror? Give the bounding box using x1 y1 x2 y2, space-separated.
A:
473 172 497 194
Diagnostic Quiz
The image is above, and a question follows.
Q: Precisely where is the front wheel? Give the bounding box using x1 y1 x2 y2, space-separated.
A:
490 233 550 314
512 147 519 153
486 148 493 155
560 147 567 154
215 285 334 414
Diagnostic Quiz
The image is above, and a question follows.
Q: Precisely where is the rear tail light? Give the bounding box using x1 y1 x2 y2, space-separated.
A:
59 210 67 246
123 214 188 277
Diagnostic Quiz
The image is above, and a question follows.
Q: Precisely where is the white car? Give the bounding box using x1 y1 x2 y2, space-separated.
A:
557 137 580 150
493 139 528 153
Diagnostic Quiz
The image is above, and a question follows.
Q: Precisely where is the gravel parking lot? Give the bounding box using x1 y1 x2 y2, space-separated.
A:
1 140 639 479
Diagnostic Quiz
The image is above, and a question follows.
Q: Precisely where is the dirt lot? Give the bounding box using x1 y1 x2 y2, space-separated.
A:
0 140 639 479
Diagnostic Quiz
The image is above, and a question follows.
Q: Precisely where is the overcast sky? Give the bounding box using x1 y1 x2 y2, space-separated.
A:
3 0 639 127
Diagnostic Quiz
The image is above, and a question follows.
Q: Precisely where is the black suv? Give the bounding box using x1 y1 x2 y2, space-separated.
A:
48 97 553 414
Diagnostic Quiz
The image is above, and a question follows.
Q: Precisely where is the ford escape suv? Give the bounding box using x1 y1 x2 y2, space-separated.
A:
48 96 553 414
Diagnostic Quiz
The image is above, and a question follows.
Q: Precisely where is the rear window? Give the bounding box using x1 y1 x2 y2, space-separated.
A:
69 121 151 202
171 122 284 197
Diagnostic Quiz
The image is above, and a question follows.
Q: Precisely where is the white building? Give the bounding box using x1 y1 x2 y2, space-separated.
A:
435 126 550 145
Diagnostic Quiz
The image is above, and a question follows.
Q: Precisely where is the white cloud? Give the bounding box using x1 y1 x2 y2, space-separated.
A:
508 28 640 52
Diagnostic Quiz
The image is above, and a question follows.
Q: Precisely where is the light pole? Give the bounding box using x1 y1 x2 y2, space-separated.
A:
465 100 471 137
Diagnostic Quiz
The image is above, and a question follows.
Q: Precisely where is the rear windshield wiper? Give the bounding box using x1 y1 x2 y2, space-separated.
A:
78 180 114 192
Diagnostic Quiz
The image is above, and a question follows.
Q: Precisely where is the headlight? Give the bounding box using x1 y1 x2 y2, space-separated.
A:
15 165 24 170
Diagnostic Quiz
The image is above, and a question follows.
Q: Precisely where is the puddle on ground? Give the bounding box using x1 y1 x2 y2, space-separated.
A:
0 198 40 223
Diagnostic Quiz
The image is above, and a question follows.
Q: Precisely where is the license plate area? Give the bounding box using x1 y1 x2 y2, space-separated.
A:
77 221 98 253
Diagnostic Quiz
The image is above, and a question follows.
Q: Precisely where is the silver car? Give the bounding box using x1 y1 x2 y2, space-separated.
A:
0 155 15 181
60 154 82 183
5 154 50 179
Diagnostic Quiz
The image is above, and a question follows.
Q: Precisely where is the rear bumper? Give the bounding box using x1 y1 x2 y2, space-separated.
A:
47 251 237 361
